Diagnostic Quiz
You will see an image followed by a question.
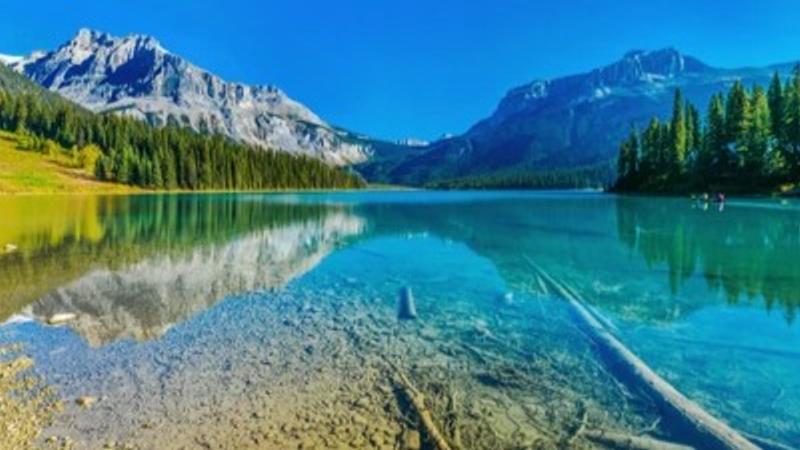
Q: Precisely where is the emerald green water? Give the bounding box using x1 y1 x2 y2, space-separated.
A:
0 191 798 449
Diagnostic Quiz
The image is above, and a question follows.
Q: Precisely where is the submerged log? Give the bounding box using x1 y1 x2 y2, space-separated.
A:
388 361 454 450
584 429 694 450
528 261 759 450
398 286 418 320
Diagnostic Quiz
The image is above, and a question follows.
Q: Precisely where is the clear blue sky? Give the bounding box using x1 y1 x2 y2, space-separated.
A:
2 0 799 140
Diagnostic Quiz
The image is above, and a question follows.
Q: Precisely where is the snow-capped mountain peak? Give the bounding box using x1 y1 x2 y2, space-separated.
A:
10 29 369 165
0 53 23 65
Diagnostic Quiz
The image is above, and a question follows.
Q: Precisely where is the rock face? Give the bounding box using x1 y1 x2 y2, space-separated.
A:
358 48 795 185
10 29 369 165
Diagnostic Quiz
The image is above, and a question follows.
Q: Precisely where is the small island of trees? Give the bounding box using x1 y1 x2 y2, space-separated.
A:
614 68 800 194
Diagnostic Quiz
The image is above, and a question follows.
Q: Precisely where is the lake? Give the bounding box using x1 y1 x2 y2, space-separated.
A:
0 191 798 449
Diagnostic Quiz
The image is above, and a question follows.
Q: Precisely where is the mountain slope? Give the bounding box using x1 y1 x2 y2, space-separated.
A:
9 29 368 165
358 49 797 186
0 62 81 106
0 55 365 191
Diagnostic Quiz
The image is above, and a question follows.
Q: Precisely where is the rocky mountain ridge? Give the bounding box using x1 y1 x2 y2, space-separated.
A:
7 29 369 165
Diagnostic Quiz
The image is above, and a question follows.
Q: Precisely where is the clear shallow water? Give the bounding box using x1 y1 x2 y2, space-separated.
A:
0 191 798 449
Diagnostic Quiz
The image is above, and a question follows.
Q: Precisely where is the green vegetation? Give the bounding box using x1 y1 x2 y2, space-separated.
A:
614 68 800 194
0 66 364 192
427 163 615 190
0 130 138 194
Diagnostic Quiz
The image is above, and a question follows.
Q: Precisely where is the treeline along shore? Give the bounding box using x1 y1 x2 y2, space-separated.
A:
614 68 800 194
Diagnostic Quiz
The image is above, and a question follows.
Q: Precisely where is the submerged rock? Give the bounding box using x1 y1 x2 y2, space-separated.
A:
403 430 421 450
76 396 96 408
397 287 418 320
46 313 77 325
497 291 514 305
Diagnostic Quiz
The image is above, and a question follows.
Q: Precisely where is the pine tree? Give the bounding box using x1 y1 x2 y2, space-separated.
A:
744 86 771 183
686 104 702 165
725 81 751 149
670 89 688 177
768 72 785 141
13 98 27 133
616 127 639 188
705 94 728 182
784 65 800 169
640 118 662 182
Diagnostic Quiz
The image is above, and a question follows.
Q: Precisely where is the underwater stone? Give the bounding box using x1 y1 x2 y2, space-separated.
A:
497 292 514 305
76 396 96 408
403 430 421 450
397 287 418 320
47 313 77 325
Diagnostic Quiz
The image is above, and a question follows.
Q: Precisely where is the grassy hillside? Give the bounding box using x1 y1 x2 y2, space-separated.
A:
0 130 137 194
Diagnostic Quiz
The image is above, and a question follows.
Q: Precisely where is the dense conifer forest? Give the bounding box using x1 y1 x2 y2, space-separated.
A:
428 163 614 190
0 67 364 191
614 68 800 194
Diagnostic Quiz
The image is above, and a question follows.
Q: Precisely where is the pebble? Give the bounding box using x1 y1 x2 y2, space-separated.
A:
403 430 421 450
76 396 96 408
354 396 370 409
369 432 383 446
47 313 77 325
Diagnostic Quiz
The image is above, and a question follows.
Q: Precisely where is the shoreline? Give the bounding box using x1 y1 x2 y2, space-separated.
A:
0 185 411 197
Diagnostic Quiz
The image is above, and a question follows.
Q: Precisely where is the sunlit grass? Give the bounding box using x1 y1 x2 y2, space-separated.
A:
0 130 138 194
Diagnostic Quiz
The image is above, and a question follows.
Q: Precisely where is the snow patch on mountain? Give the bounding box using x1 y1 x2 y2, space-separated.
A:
0 53 23 65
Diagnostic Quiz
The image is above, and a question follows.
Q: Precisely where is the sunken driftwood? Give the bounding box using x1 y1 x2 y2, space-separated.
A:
388 361 454 450
529 261 759 450
584 429 694 450
398 286 418 320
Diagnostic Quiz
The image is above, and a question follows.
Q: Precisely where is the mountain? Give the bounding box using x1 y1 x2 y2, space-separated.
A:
0 52 365 191
358 49 798 186
8 29 368 165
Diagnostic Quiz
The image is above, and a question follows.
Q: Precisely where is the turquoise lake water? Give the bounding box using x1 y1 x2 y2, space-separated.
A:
0 191 798 449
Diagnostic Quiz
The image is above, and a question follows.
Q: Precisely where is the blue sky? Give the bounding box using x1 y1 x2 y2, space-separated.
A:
2 0 800 140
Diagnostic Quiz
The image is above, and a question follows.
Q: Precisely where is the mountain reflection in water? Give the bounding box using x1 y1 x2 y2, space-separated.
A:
3 192 800 342
0 194 364 342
